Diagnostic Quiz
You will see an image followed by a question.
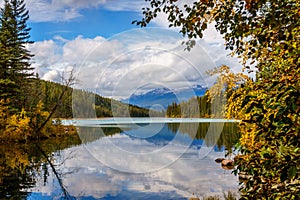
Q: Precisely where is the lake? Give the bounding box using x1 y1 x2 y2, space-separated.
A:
1 118 240 199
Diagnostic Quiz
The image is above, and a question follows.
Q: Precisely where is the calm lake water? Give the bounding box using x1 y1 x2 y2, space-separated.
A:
1 118 240 200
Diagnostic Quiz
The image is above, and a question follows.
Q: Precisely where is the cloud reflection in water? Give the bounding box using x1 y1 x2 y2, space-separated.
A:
28 123 238 199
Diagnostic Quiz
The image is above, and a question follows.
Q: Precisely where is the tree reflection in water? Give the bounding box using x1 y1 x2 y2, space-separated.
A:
0 132 81 199
0 144 36 199
167 122 240 153
0 122 239 199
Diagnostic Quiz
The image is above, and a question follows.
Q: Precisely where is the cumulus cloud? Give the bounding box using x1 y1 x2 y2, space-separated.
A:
42 70 59 81
89 30 216 99
61 35 107 63
28 39 61 65
17 0 241 86
145 2 242 72
27 28 241 99
30 133 238 198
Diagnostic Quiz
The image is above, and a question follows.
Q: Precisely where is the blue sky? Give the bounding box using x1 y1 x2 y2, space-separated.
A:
1 0 241 99
29 8 143 41
25 0 152 41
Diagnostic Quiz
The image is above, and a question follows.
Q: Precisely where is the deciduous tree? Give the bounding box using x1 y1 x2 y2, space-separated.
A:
135 0 300 198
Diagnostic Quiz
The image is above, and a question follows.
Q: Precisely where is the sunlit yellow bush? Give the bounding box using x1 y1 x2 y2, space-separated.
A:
0 100 55 141
1 109 32 141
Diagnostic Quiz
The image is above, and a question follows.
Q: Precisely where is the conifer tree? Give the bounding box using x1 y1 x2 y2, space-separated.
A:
0 0 33 111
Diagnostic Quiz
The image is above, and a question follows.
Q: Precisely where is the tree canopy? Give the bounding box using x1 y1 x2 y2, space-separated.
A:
136 0 300 199
135 0 299 67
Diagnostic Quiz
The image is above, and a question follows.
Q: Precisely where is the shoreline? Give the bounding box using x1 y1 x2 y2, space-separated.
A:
59 117 240 126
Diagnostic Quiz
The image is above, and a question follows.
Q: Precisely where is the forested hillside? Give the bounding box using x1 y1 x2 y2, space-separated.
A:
25 78 159 118
166 92 211 118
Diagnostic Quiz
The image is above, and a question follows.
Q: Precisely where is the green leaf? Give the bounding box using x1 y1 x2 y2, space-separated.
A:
288 166 297 178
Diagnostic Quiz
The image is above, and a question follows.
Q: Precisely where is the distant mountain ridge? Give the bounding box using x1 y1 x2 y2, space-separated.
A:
122 85 207 110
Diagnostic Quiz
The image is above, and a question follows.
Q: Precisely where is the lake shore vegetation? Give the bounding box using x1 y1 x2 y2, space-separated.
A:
136 0 300 199
0 0 159 143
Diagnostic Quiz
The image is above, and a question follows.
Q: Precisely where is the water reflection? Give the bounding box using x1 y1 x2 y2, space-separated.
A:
1 121 240 199
77 122 239 149
167 122 240 152
0 144 36 199
0 133 81 199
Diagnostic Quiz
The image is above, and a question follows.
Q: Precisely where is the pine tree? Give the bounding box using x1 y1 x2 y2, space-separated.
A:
0 2 15 101
0 0 33 111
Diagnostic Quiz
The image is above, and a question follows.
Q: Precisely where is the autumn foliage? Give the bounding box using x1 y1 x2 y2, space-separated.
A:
137 0 300 198
0 100 52 142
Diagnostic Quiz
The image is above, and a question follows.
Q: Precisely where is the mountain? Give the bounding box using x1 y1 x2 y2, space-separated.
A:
122 85 207 110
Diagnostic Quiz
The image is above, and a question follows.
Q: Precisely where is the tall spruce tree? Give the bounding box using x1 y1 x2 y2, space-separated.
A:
0 0 33 111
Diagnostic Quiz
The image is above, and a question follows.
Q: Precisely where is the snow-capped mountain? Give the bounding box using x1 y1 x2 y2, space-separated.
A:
122 85 207 110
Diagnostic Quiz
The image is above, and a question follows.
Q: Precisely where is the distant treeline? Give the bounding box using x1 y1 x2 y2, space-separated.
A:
25 78 162 118
166 92 211 118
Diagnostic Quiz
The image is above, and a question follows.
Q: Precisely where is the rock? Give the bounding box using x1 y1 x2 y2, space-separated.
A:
221 159 234 166
215 158 225 163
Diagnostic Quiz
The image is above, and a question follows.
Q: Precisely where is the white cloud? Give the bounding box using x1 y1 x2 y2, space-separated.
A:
102 0 146 11
23 0 145 22
51 0 107 9
28 40 61 65
145 2 242 71
25 0 106 22
62 35 107 63
22 0 241 75
30 133 238 199
42 69 59 81
25 0 81 22
27 28 241 99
